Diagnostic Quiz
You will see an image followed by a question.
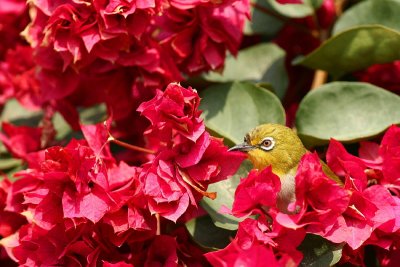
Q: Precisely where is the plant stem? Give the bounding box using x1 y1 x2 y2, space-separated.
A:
156 213 161 235
335 0 349 16
311 70 328 90
108 137 156 154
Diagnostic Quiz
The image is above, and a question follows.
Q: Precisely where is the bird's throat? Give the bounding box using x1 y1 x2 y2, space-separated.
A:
277 168 297 213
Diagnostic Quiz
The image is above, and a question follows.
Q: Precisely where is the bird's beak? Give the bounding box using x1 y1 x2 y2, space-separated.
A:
228 143 255 152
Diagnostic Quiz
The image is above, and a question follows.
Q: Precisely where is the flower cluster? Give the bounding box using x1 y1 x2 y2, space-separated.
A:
138 83 245 221
206 126 400 266
0 0 250 264
2 0 400 265
326 126 400 265
0 83 245 265
206 167 306 266
0 0 28 59
0 0 249 133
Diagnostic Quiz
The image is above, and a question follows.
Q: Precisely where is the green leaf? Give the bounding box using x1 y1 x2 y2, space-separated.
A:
244 0 284 36
199 82 286 145
266 0 323 18
0 157 22 170
298 234 342 267
307 0 324 9
200 160 252 230
204 44 288 99
0 99 43 153
4 165 26 181
52 112 74 140
0 100 106 143
186 215 236 249
295 25 400 77
53 104 107 142
0 99 42 127
0 155 25 181
79 103 107 125
333 0 400 34
52 112 86 142
295 82 400 146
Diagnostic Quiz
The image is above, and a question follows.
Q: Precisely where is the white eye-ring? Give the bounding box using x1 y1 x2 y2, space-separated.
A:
260 137 275 151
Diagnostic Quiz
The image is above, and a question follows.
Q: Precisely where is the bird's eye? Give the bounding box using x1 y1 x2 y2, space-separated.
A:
262 139 272 147
260 137 275 151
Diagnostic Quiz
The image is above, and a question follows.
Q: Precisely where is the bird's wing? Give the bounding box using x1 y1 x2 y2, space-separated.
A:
321 160 343 185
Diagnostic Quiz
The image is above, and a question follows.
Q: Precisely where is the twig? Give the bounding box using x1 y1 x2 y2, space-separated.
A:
104 121 156 154
156 213 161 235
335 0 349 16
108 137 156 154
311 70 328 90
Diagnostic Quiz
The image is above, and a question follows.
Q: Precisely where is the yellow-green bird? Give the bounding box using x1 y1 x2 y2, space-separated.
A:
229 123 341 212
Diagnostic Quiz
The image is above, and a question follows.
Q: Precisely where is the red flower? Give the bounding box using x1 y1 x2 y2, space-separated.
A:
235 215 305 265
380 125 400 195
102 162 157 244
103 261 133 267
0 178 28 265
173 226 211 266
80 119 113 161
144 235 179 266
2 219 116 266
0 122 42 160
0 178 27 241
275 153 350 234
28 0 157 67
140 137 245 223
0 63 14 106
102 199 157 244
322 184 396 249
359 140 383 168
326 139 369 177
354 61 400 93
0 46 41 109
139 83 245 222
94 0 155 40
6 0 249 145
327 127 400 195
140 151 192 222
231 167 281 217
205 238 280 267
7 139 121 229
138 83 205 143
152 0 249 74
42 3 98 66
325 135 400 250
0 0 28 59
276 0 303 4
1 45 80 109
377 245 400 267
316 0 336 29
178 134 245 184
169 0 242 9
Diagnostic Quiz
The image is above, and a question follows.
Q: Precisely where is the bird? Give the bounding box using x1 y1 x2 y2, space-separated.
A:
228 123 342 212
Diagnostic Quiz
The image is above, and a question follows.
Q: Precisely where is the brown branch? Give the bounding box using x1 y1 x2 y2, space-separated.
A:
311 70 328 90
335 0 349 17
108 137 156 154
156 213 161 235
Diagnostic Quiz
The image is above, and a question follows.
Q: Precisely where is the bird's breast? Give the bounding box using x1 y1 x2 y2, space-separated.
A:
276 169 297 213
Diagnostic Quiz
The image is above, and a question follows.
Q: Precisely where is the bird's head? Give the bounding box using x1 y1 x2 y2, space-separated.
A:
229 124 307 176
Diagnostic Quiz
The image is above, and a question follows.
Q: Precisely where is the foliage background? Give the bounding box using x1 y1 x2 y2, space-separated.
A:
1 0 400 266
